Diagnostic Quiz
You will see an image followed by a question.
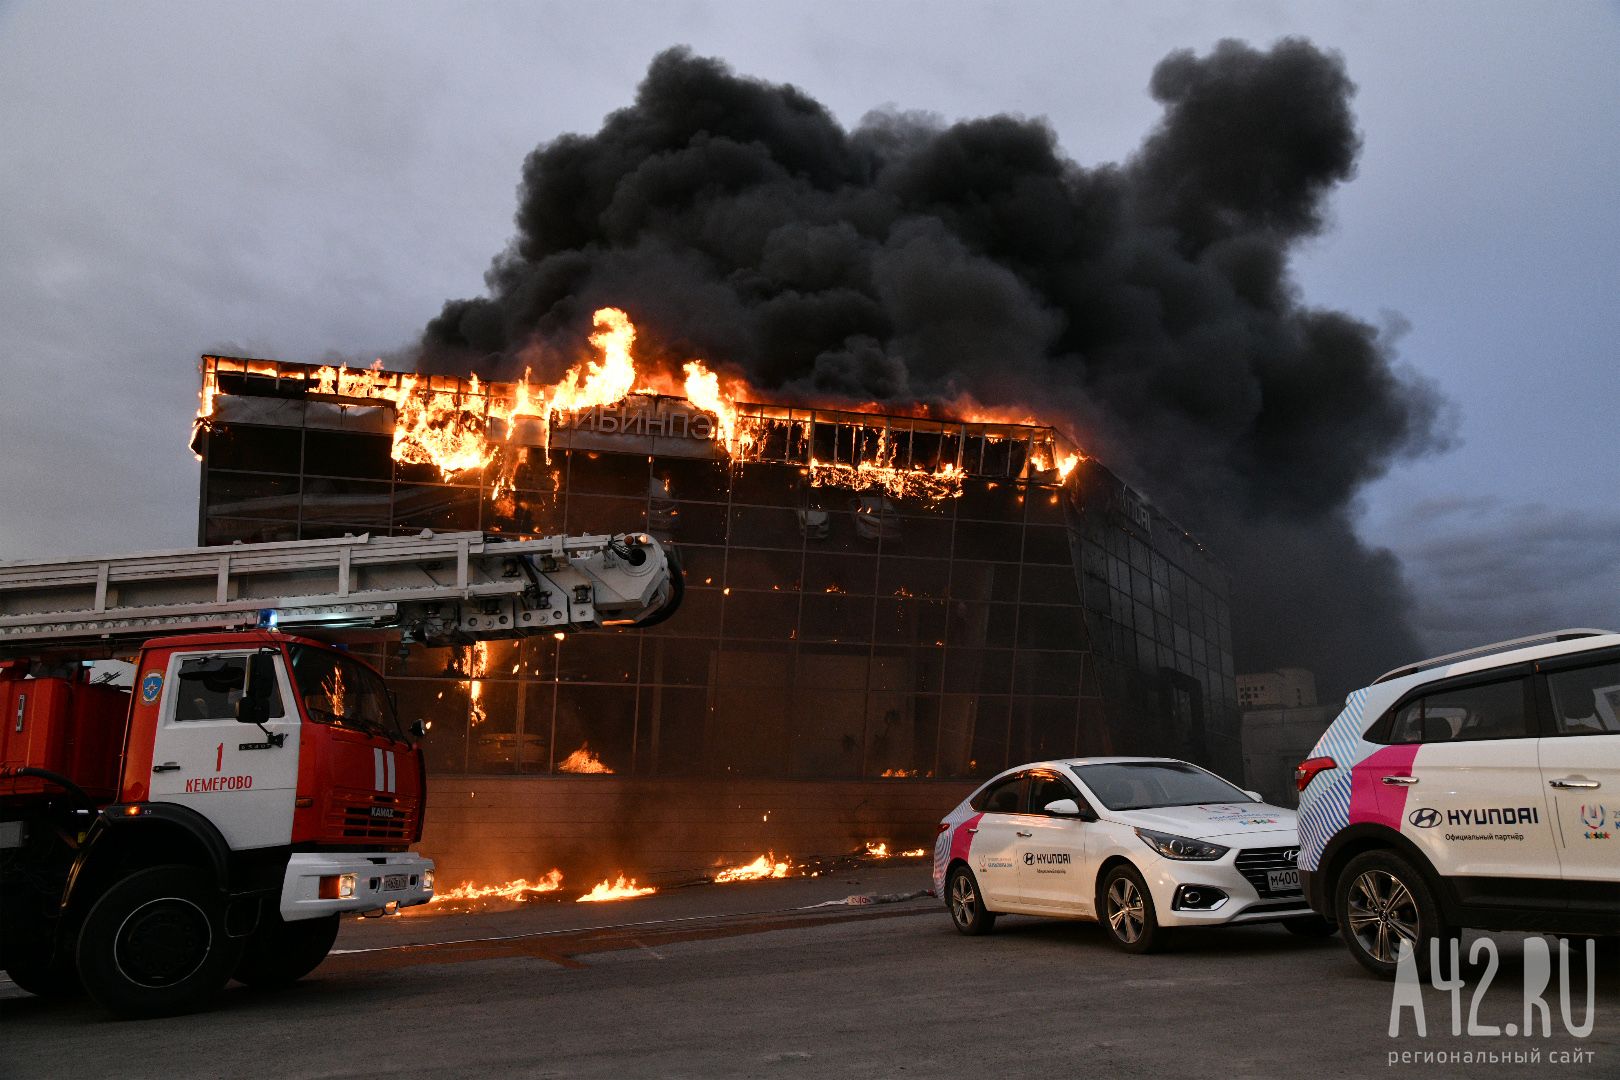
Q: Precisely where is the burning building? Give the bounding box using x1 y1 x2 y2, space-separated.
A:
190 311 1238 885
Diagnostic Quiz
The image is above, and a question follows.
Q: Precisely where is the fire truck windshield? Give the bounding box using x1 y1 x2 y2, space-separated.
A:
288 645 405 742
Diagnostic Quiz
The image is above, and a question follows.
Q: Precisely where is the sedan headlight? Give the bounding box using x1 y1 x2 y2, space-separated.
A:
1135 828 1229 861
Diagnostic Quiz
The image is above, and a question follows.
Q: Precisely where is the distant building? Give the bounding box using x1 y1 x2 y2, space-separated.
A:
1237 667 1331 805
1237 667 1317 710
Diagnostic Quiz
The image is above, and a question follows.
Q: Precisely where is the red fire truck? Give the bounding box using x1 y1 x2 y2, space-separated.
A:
0 529 679 1017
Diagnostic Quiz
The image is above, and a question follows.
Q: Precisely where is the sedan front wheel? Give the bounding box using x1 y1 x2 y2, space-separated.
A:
1099 864 1166 953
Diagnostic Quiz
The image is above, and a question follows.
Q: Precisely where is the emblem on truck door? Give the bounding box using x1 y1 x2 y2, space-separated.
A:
140 672 163 704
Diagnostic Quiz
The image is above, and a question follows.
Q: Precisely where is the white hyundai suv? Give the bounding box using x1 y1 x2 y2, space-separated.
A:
1296 629 1620 977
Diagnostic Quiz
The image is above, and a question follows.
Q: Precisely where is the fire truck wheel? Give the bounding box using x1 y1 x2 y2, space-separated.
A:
75 864 243 1019
234 912 340 988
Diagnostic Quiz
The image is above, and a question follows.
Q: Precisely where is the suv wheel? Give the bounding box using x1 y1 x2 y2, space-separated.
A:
1335 850 1446 979
946 865 996 936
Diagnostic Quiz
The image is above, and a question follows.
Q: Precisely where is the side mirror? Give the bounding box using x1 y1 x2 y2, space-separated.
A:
1044 798 1098 822
410 719 428 739
237 652 278 726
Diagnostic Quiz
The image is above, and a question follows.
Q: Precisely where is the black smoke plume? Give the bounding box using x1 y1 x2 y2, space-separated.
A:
422 39 1448 696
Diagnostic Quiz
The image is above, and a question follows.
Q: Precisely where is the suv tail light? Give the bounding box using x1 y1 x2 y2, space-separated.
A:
1295 756 1337 792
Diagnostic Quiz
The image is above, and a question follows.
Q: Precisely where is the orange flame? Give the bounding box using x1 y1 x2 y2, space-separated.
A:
713 853 793 883
557 743 614 774
576 875 657 902
417 869 564 910
196 307 1086 496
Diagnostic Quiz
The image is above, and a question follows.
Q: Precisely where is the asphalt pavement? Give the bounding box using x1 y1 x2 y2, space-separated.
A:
3 861 1615 1079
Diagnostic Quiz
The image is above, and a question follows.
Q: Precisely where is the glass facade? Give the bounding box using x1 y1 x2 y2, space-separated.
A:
194 356 1240 784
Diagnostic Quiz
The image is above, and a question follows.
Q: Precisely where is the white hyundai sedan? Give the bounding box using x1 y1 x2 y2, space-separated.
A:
933 757 1330 951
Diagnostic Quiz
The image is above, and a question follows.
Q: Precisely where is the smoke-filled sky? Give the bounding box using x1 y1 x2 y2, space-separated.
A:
1 3 1616 690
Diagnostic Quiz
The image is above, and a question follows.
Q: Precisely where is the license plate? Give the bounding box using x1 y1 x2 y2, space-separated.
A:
383 873 408 891
1267 868 1300 893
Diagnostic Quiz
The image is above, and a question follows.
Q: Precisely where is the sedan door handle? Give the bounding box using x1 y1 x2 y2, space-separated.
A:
1015 830 1033 837
1382 776 1419 786
1549 778 1600 789
964 826 978 833
152 762 181 773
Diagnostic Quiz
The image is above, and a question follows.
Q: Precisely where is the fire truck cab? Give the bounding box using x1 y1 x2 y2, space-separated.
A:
2 632 433 1017
0 528 680 1017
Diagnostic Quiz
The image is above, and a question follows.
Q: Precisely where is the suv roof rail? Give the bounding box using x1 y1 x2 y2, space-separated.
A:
1372 628 1618 686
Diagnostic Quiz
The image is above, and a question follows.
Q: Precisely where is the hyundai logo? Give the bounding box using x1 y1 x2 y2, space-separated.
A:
1283 848 1299 863
1408 808 1442 829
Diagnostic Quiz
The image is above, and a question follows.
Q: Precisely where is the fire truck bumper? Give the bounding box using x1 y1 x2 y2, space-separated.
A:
279 851 436 921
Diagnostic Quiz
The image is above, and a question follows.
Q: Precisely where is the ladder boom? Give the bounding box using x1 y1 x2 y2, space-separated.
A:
0 531 679 656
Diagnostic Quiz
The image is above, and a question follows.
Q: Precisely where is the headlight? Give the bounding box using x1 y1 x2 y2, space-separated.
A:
338 873 357 898
1135 828 1229 861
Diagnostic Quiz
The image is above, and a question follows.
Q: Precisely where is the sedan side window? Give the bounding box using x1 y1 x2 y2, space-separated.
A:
972 773 1026 814
1546 661 1620 736
1029 773 1083 815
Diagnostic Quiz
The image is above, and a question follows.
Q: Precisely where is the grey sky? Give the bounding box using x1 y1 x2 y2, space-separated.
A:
1 1 1616 657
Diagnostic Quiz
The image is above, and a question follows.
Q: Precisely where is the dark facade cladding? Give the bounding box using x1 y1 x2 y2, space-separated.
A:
195 357 1241 785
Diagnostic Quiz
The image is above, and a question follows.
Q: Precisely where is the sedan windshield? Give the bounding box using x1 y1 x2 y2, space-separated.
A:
1074 761 1252 811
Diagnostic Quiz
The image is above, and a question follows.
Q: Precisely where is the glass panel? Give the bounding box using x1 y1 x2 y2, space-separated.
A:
798 594 874 644
637 685 708 776
803 552 875 596
726 548 802 593
553 684 637 774
401 679 468 775
203 518 299 546
393 484 483 531
466 680 521 775
877 557 950 600
958 479 1024 522
1019 564 1080 606
944 649 1014 694
722 591 800 641
1014 651 1084 696
639 637 718 687
567 450 648 497
877 515 952 558
730 461 805 507
1010 697 1078 765
300 478 393 525
1022 526 1072 566
205 472 300 520
950 561 1021 603
556 632 642 684
730 505 804 550
1018 607 1087 650
205 424 301 473
654 456 729 503
715 645 792 688
566 493 648 536
788 690 865 779
305 430 393 480
711 687 788 776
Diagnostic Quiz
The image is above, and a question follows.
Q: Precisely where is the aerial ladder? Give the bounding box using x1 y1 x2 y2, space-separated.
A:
0 529 680 1017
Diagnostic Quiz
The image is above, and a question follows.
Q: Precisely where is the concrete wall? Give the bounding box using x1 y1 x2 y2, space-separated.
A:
416 776 977 887
1240 704 1339 807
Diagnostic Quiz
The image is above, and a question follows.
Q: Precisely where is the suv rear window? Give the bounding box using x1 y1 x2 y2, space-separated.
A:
1386 677 1530 744
1546 660 1620 735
